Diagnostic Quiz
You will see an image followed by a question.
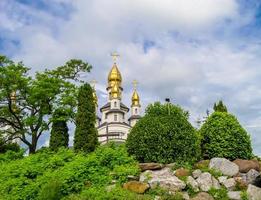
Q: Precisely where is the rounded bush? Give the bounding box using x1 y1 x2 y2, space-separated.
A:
126 102 200 163
200 112 253 160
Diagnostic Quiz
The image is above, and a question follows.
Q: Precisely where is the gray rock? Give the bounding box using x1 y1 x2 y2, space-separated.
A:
192 169 202 179
187 176 199 192
190 192 214 200
227 191 241 200
212 176 221 189
197 172 213 192
218 176 228 184
247 184 261 200
139 163 164 172
246 169 260 184
182 192 190 200
140 168 186 192
209 158 239 176
223 178 236 191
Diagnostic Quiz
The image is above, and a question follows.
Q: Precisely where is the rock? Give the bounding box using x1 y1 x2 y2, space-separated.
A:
253 175 261 188
218 176 228 184
194 160 210 169
192 169 202 179
234 177 248 190
123 181 150 194
187 176 199 192
247 184 261 200
190 192 214 200
223 178 236 191
212 176 221 189
196 172 213 192
140 168 186 192
246 169 260 184
227 191 241 200
209 158 239 176
127 175 139 181
175 168 190 177
233 159 260 173
182 192 190 200
139 163 164 172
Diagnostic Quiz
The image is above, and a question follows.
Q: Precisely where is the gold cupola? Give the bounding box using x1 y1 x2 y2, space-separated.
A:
131 89 140 107
93 89 98 107
110 81 121 99
107 63 122 88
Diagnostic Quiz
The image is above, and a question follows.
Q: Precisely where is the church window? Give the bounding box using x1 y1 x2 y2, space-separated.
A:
135 108 138 114
114 101 117 107
105 114 108 119
114 114 117 121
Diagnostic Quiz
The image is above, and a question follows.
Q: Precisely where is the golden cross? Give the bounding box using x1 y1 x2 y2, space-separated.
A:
90 79 97 88
111 52 120 63
132 80 138 89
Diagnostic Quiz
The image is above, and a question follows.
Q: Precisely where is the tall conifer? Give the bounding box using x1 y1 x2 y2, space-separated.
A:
74 83 98 152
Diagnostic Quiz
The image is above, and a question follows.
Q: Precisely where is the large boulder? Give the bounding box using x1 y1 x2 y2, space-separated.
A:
233 159 260 173
209 158 239 176
139 168 186 192
139 163 164 172
175 168 190 177
190 192 214 200
223 178 236 191
123 181 149 194
246 169 260 184
253 175 261 188
227 191 241 200
187 176 199 192
196 172 213 192
192 169 202 179
247 184 261 200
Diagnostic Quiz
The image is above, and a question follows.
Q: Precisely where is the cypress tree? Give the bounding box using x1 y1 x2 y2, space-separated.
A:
49 109 69 151
74 83 98 153
213 100 228 112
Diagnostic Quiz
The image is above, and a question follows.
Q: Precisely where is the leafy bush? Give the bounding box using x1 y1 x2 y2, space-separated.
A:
126 102 200 163
199 112 253 160
208 187 229 200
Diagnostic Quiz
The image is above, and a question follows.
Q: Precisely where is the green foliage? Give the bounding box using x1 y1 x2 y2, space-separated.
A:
146 187 183 200
0 144 138 200
126 102 200 163
208 187 229 200
213 100 228 112
241 190 249 200
74 83 98 153
200 112 253 160
50 109 69 151
0 138 20 153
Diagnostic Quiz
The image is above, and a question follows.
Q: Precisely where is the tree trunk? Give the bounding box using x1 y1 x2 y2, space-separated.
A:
29 133 38 154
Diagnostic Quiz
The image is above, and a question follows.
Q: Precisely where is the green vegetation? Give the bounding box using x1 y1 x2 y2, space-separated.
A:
74 83 98 153
208 187 229 200
49 109 69 151
213 100 228 112
126 102 200 163
199 112 253 160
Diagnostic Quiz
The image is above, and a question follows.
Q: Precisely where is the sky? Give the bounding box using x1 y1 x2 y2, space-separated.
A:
0 0 261 155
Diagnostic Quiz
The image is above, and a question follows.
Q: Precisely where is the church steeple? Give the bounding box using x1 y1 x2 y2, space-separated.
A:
129 80 141 127
107 52 122 89
131 80 140 107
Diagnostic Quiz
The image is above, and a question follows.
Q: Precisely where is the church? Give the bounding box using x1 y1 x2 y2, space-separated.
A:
92 54 142 144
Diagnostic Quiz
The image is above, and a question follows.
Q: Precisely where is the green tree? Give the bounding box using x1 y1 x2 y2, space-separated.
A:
74 83 98 153
213 100 228 112
0 55 92 154
49 109 69 151
126 102 200 163
199 112 253 160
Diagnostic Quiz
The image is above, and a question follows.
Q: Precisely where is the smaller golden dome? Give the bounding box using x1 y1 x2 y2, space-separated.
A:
108 63 122 88
110 82 121 99
131 89 140 107
92 89 98 107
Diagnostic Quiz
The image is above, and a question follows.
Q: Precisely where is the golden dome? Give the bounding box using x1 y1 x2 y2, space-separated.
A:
110 82 121 99
108 63 122 88
131 89 140 107
92 89 98 107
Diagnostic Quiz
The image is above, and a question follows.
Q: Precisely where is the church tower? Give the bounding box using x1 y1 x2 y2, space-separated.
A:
129 80 141 127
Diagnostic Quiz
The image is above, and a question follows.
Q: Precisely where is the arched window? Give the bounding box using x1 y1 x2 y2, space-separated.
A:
114 114 117 121
135 108 138 114
114 101 117 107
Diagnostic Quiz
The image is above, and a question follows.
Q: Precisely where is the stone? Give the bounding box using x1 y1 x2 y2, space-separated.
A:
139 163 164 172
127 175 139 181
182 192 190 200
192 169 202 179
253 175 261 188
246 169 260 184
212 176 221 189
227 191 241 200
233 159 260 173
247 184 261 200
223 178 236 191
218 176 228 184
140 168 186 192
190 192 214 200
175 168 190 177
187 176 199 192
209 158 239 176
194 160 210 169
196 172 213 192
123 181 150 194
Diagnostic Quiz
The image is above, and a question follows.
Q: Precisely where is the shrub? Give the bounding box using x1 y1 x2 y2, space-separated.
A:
126 102 200 164
199 112 253 160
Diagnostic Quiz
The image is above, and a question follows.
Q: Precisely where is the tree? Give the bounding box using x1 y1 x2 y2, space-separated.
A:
199 112 253 160
49 109 69 151
126 102 200 163
213 100 227 112
74 83 98 153
0 55 92 154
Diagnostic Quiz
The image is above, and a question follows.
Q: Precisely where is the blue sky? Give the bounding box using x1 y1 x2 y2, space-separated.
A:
1 0 261 155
